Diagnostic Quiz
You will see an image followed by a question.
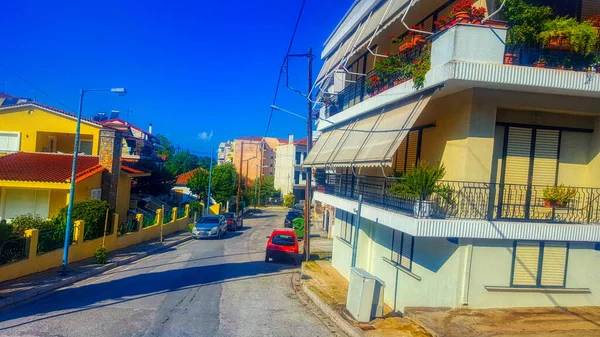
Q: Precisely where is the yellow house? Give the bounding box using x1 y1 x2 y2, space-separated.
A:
0 102 150 221
309 0 600 312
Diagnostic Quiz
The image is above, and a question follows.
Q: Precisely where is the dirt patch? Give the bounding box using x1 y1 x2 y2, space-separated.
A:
408 306 600 337
303 260 431 337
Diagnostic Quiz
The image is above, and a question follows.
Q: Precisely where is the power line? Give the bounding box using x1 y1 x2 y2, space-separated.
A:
0 64 77 112
263 0 307 139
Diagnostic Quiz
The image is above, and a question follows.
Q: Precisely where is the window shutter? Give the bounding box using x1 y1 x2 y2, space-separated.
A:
541 242 568 287
400 233 413 270
405 131 419 172
581 0 600 21
394 138 408 173
531 129 560 186
33 190 50 219
0 132 20 152
512 241 541 286
504 127 533 185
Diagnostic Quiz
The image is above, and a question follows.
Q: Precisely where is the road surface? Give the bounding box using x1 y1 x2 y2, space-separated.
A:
0 208 339 337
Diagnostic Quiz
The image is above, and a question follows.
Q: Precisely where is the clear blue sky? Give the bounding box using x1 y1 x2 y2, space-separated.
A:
1 0 351 155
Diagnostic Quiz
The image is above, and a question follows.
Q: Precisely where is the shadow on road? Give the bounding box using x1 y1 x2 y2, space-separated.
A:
0 260 296 327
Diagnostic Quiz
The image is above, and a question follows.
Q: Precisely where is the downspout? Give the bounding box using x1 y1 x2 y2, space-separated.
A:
481 0 506 23
459 239 474 306
350 195 363 268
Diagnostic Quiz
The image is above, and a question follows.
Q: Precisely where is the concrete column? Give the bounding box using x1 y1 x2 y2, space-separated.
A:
156 209 163 226
172 207 177 222
24 229 39 259
73 220 85 244
112 213 120 235
185 204 190 218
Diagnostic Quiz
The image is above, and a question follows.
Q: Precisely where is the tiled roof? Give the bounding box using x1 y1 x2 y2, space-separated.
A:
294 138 308 145
237 136 289 145
0 102 102 126
175 168 206 185
0 152 104 183
121 162 150 175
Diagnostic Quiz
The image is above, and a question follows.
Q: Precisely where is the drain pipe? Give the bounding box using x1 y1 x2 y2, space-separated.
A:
459 239 474 306
350 195 363 268
482 0 506 24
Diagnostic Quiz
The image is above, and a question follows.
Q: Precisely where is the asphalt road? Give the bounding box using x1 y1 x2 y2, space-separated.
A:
0 208 337 337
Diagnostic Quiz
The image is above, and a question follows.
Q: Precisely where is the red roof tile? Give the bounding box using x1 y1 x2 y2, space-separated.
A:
121 162 150 175
0 152 104 183
0 102 103 126
175 168 206 185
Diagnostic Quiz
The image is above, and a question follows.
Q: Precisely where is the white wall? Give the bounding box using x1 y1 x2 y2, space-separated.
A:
468 239 600 308
274 143 295 196
171 186 197 204
331 211 354 279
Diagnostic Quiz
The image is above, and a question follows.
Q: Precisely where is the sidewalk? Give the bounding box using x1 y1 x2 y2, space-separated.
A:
301 260 432 337
0 230 191 310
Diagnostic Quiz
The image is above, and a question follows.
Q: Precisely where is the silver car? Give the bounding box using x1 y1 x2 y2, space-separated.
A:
192 215 227 239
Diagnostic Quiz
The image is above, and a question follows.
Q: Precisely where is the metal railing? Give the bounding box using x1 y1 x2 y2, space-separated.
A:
142 214 156 228
0 236 27 265
315 172 600 224
323 45 429 118
118 218 139 235
163 209 173 224
504 43 600 72
37 227 71 255
176 207 187 219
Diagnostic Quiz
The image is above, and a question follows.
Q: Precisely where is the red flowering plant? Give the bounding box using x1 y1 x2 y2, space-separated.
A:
589 15 600 28
435 15 450 30
470 6 486 22
452 0 474 14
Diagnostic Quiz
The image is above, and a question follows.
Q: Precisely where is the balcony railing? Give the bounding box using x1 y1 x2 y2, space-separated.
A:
323 45 428 118
504 43 600 71
315 173 600 224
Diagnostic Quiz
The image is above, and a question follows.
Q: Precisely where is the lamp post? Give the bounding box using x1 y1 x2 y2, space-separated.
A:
62 87 127 274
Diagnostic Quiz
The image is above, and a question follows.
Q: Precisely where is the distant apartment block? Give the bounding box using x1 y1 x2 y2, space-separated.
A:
232 136 288 181
217 140 233 165
274 134 308 201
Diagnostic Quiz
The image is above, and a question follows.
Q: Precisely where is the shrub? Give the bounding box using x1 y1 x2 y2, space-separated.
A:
54 200 110 240
283 193 295 208
188 223 194 233
189 200 203 215
543 184 577 205
388 163 447 200
9 214 54 234
503 0 553 47
95 245 107 264
538 17 598 55
0 220 14 241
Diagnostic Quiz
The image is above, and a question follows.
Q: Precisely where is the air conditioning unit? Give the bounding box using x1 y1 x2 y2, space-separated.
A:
346 267 385 322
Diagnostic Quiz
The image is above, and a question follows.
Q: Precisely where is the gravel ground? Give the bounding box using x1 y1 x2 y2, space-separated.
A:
0 209 340 337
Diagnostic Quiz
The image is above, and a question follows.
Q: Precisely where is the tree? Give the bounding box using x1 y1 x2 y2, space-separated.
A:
258 176 280 204
157 135 175 159
132 160 176 197
165 150 200 176
187 169 209 202
197 156 215 171
211 164 238 204
283 193 295 208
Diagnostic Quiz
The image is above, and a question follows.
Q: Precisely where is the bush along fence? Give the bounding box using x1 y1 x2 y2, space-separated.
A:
0 204 192 283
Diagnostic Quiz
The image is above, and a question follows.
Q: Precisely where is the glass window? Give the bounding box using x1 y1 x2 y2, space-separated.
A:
198 216 219 223
391 230 413 270
272 234 296 246
512 241 568 288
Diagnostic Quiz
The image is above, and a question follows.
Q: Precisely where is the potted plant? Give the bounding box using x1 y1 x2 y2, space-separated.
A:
538 17 598 55
388 163 448 218
470 6 487 25
504 52 518 65
542 184 577 208
503 0 553 48
435 15 450 31
410 25 426 46
453 0 474 23
534 57 547 68
589 14 600 35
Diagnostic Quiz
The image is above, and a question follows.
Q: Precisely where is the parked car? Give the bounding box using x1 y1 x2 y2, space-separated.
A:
191 215 227 239
284 210 302 228
292 203 304 212
265 229 299 264
222 212 243 231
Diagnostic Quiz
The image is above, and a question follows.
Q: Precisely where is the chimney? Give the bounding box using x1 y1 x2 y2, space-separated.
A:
148 123 153 135
99 128 123 211
288 134 294 144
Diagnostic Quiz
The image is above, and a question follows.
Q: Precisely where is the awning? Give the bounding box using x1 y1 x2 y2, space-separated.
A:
304 90 434 168
315 0 409 84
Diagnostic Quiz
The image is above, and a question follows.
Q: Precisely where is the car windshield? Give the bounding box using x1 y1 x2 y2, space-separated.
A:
271 234 296 246
222 213 234 219
198 217 219 223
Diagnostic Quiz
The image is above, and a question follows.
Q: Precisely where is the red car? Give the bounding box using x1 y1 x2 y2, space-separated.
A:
265 229 300 264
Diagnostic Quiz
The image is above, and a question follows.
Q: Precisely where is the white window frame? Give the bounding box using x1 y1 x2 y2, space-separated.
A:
79 139 94 155
91 188 102 200
0 131 21 153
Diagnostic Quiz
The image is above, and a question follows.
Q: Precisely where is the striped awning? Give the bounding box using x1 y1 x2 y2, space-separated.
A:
304 90 434 168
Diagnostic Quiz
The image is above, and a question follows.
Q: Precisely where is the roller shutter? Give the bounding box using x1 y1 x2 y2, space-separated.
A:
512 241 541 287
541 242 568 287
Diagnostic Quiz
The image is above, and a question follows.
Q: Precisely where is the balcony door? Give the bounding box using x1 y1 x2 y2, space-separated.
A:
499 126 560 220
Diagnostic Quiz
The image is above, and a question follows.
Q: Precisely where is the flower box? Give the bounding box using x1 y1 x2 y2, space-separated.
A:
504 53 517 65
543 199 567 209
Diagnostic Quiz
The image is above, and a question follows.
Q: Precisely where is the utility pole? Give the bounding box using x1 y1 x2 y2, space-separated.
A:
206 149 214 215
258 140 264 207
304 47 314 262
254 164 259 210
236 141 244 216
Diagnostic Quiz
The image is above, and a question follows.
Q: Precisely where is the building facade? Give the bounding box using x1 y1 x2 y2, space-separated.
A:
217 141 234 165
306 0 600 312
274 134 308 202
232 136 288 181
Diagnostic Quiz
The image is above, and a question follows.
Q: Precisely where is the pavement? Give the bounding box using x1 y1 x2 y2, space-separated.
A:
0 208 343 337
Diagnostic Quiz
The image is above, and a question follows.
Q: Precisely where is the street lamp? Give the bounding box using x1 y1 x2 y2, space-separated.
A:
62 87 127 274
270 105 307 120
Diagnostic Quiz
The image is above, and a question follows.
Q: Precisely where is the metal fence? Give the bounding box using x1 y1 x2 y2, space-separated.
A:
315 172 600 224
37 227 71 255
504 43 600 71
176 207 187 219
118 218 139 235
0 236 27 265
142 214 156 228
163 209 173 224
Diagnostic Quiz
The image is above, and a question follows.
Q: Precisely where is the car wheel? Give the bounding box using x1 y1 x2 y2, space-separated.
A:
265 253 270 263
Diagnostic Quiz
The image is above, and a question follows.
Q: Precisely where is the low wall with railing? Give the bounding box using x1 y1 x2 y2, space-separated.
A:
0 205 192 283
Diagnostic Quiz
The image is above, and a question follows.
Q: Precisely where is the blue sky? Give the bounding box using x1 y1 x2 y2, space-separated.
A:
0 0 351 155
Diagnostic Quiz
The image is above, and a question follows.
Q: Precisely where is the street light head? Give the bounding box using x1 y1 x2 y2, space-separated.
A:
270 105 281 111
111 88 127 96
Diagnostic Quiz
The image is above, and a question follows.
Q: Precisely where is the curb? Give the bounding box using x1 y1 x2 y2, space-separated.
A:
299 265 364 337
0 234 192 310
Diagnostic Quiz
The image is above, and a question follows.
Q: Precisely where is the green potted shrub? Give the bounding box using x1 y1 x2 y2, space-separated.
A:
503 0 553 47
542 184 577 208
538 17 598 55
388 163 451 218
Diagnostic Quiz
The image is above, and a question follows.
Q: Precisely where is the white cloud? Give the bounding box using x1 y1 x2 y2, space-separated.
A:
198 130 214 142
